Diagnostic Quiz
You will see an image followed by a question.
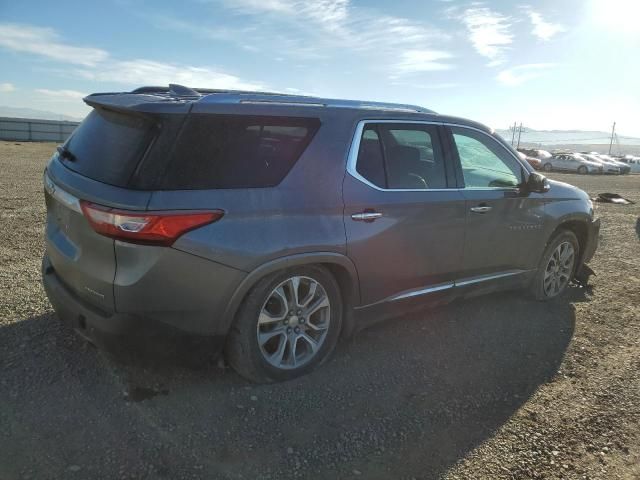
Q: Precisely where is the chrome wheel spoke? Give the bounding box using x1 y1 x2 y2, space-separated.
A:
299 281 318 308
305 294 330 317
268 334 287 365
306 321 328 332
287 334 299 367
258 310 286 325
259 328 285 346
273 286 288 310
286 277 301 308
299 332 320 353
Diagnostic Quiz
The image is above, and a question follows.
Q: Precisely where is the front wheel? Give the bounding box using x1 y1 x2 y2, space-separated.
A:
530 230 579 301
543 163 553 172
577 165 588 174
226 265 342 383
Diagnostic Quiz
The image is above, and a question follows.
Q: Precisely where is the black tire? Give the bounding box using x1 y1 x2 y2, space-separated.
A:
543 163 553 172
577 165 588 174
225 265 342 383
530 230 580 301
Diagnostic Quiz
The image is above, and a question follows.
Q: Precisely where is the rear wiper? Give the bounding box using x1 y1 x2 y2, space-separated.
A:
56 145 76 162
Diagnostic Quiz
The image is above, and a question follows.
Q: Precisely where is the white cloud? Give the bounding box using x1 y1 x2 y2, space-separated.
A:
460 7 513 66
392 50 454 77
190 0 453 74
496 63 555 86
391 81 462 90
76 59 265 91
222 0 349 31
0 82 15 92
0 23 108 66
527 11 565 41
0 23 264 92
35 89 87 100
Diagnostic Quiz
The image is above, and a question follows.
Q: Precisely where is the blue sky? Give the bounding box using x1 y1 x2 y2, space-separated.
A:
1 0 639 134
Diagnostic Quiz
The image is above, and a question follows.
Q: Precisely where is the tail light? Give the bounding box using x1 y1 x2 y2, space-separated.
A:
80 201 223 246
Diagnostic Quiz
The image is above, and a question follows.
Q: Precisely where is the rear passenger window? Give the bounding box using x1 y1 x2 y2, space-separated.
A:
353 123 447 190
163 115 320 189
355 128 386 188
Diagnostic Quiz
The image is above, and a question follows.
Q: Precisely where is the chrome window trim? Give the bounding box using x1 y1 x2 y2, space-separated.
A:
346 119 529 193
43 171 82 213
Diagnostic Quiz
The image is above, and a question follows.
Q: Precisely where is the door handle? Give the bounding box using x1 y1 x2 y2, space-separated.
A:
351 211 383 222
470 205 492 214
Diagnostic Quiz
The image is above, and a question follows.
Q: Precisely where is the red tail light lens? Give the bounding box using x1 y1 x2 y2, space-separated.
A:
80 201 224 246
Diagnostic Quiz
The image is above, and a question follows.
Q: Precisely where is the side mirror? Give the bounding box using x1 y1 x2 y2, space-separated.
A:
526 172 550 193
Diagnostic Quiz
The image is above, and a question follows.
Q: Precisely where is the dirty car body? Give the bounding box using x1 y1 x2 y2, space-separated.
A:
42 86 600 381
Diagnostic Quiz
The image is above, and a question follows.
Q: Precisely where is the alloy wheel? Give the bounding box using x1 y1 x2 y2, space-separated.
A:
256 276 331 369
543 241 575 297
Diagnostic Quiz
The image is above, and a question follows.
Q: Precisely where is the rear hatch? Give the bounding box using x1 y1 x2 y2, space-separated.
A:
44 89 323 312
43 96 186 311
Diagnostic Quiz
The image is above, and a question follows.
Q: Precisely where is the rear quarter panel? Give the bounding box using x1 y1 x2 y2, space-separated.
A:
147 111 354 272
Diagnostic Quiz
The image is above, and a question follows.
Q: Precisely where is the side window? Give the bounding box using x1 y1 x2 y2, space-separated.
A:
354 123 447 190
451 127 522 189
164 115 320 189
355 127 386 188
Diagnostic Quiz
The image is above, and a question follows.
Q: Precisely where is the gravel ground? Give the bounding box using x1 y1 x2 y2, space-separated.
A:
1 141 639 480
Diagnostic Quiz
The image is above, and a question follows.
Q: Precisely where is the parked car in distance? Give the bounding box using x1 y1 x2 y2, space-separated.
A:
542 153 603 174
620 155 640 173
580 153 621 174
518 148 552 160
42 85 600 382
590 153 631 174
517 151 542 170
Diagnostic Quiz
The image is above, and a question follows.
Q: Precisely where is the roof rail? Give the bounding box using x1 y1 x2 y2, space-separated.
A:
129 86 435 113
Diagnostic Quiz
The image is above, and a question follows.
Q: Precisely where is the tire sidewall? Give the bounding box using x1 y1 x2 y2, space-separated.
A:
232 265 342 382
532 230 580 301
578 166 588 174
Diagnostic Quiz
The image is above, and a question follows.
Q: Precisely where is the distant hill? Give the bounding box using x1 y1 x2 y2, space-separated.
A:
0 106 83 122
495 128 640 146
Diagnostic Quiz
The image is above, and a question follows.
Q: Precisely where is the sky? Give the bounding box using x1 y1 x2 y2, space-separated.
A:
0 0 639 135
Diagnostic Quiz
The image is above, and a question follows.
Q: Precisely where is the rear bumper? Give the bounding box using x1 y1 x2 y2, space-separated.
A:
582 217 600 264
42 255 226 363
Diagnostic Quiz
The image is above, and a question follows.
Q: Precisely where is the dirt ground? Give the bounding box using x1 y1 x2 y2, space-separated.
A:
1 141 639 480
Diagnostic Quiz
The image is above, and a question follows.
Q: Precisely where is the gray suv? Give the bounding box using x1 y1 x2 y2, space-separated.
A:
42 85 600 382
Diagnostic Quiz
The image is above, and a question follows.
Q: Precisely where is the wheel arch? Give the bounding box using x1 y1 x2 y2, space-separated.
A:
546 217 589 269
220 252 361 338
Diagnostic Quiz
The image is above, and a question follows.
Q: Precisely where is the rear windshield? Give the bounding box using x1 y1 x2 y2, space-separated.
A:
161 114 320 189
63 108 154 187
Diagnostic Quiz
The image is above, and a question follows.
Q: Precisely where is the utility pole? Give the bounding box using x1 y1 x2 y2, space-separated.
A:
511 121 517 146
516 122 523 149
608 122 616 155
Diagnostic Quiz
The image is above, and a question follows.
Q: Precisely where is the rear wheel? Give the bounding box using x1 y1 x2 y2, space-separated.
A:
530 230 579 301
577 165 588 174
226 265 342 383
543 163 553 172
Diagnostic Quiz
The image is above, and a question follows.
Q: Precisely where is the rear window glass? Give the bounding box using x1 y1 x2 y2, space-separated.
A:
162 115 320 189
63 108 154 187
